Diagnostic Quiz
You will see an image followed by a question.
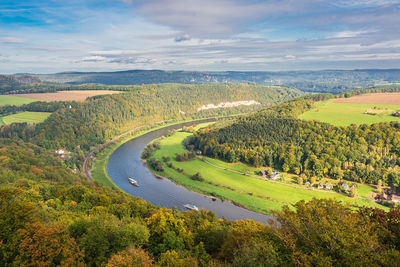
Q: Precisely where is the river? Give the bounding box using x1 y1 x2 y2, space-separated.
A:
107 119 271 223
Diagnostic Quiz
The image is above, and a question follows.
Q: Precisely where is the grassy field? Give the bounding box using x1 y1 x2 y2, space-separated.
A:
299 99 400 126
1 112 51 125
149 129 386 214
0 95 37 106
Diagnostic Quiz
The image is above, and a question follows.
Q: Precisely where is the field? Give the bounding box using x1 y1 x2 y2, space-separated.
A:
1 112 51 125
333 92 400 105
148 128 385 214
0 95 38 106
299 98 400 126
13 90 121 101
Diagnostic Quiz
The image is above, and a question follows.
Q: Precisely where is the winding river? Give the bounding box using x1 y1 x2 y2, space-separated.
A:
107 119 270 223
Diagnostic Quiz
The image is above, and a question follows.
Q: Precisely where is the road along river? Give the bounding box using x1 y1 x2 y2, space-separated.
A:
107 119 271 223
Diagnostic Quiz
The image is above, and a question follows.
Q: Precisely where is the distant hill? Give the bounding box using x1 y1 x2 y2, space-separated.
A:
31 69 400 93
0 74 40 87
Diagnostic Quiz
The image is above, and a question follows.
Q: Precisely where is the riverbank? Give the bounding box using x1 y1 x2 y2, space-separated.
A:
90 118 223 188
105 119 269 222
147 129 388 214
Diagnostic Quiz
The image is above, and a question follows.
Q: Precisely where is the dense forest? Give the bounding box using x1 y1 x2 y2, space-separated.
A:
189 87 400 193
0 83 301 169
1 138 400 266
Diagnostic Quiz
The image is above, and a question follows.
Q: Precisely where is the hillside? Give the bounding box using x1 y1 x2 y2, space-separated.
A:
2 69 400 95
0 83 301 170
189 91 400 195
31 69 400 93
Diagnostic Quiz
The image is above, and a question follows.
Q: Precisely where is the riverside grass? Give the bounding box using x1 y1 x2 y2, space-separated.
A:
299 99 400 126
148 129 386 214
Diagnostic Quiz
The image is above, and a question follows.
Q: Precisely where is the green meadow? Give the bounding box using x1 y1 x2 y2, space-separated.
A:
1 112 51 125
0 95 37 106
299 99 400 126
149 128 385 214
0 95 48 125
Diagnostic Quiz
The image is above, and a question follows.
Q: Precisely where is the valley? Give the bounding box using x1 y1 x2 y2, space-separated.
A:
3 0 400 264
145 124 386 214
2 81 400 266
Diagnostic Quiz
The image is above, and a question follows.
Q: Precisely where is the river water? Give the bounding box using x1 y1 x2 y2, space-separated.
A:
107 119 270 223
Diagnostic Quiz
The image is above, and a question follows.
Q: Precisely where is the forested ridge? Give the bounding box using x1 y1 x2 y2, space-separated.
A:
189 88 400 193
1 137 400 266
0 83 300 169
3 69 400 94
20 69 400 94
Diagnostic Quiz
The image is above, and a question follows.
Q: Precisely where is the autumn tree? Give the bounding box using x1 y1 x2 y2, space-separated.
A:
146 208 193 256
106 246 154 267
272 199 400 266
14 222 84 266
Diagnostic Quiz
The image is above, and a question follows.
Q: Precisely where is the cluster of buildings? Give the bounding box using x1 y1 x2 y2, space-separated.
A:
392 111 400 117
258 169 400 205
55 148 71 159
377 192 400 203
259 170 281 180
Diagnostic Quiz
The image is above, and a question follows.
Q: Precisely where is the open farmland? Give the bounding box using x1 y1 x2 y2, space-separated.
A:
13 90 121 102
0 95 38 106
299 98 400 126
1 112 51 125
333 92 400 105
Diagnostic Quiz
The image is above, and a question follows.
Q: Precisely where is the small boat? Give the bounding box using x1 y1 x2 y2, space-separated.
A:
128 177 139 187
183 204 199 211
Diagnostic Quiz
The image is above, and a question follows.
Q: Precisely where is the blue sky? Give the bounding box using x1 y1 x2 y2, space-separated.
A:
1 0 400 73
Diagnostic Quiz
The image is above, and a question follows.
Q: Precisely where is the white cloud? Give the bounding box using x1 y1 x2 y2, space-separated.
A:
1 0 400 73
81 56 107 62
0 37 25 44
335 31 372 38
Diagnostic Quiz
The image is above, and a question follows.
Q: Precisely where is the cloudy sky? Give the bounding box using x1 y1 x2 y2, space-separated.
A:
1 0 400 73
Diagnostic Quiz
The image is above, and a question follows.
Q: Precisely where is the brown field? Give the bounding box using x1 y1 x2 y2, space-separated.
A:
13 90 122 102
333 93 400 105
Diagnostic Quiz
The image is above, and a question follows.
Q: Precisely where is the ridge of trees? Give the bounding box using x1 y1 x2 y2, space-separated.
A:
0 83 301 170
188 88 400 193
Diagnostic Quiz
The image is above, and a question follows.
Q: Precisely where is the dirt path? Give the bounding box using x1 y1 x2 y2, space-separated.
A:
201 157 342 195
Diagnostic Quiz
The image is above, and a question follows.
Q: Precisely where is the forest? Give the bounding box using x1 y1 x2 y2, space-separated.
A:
1 137 400 266
0 83 300 169
188 87 400 193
